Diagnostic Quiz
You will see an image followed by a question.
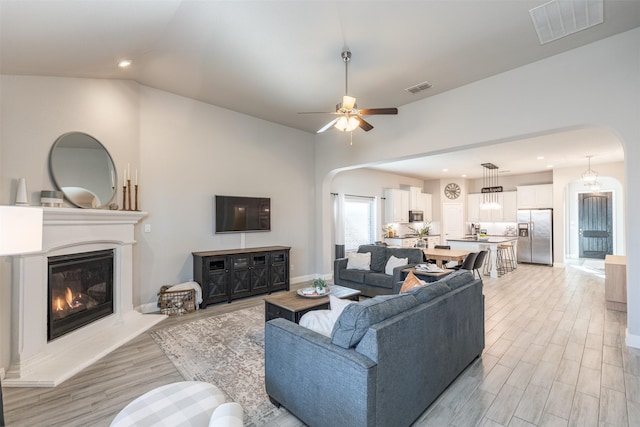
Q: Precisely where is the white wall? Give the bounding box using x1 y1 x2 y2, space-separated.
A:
314 29 640 345
137 87 316 305
0 76 316 371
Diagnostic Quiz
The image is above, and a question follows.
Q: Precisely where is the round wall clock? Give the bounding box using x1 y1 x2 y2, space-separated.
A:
444 182 461 200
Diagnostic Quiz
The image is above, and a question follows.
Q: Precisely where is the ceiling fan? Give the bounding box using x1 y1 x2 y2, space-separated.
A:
301 49 398 134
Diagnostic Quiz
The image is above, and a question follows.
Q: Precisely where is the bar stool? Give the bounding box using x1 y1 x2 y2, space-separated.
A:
497 244 515 276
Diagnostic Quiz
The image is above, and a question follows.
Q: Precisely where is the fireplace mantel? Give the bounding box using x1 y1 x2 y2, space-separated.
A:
4 208 166 387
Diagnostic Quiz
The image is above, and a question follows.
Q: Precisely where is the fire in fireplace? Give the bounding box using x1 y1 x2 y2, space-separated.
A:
48 249 114 341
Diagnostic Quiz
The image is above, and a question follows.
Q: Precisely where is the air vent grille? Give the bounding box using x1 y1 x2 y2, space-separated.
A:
405 81 433 94
529 0 604 45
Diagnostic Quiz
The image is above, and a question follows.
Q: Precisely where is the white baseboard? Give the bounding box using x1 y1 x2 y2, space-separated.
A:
626 329 640 349
139 302 161 314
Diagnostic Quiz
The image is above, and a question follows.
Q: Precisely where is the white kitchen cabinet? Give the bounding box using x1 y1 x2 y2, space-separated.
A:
468 193 481 223
501 191 518 222
468 191 516 222
384 237 417 247
423 193 433 221
517 184 553 209
384 188 409 223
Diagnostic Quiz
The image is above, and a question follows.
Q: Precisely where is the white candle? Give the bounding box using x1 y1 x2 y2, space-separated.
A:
123 168 126 185
135 170 138 185
127 163 131 182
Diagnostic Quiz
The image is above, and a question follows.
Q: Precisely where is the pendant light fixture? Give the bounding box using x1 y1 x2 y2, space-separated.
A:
480 163 502 210
582 155 598 186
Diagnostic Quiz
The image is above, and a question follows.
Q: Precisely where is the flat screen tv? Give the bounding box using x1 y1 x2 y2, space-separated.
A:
215 195 271 233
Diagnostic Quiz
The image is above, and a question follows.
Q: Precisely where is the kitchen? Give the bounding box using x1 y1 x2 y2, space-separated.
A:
381 180 554 277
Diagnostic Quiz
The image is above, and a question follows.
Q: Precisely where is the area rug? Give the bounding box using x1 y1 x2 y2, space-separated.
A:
150 305 286 427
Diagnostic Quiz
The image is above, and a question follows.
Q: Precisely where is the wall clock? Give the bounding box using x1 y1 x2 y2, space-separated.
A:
444 183 461 200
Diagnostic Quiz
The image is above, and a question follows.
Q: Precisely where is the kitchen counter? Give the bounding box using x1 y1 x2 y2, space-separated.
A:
446 236 518 278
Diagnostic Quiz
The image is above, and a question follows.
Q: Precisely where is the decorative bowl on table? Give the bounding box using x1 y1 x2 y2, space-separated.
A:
297 287 331 298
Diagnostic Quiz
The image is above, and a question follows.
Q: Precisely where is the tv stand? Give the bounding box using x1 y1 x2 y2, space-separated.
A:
192 246 290 307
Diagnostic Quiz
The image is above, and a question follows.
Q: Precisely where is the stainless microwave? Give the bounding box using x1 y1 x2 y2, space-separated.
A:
409 210 424 222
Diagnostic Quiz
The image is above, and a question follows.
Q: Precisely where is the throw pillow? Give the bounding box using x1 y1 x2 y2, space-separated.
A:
329 294 355 319
384 255 408 275
346 252 371 270
400 271 424 293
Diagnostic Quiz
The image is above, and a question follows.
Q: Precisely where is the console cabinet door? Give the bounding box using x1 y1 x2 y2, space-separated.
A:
270 250 290 291
250 253 269 293
230 255 252 298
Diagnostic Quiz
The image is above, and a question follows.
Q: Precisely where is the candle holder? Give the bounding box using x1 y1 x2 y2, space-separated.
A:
134 184 140 211
122 185 128 211
127 179 132 211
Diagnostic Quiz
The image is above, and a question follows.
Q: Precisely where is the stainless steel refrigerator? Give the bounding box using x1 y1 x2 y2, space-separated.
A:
517 209 553 265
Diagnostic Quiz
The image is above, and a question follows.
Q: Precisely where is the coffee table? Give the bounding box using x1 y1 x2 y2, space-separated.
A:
264 285 361 324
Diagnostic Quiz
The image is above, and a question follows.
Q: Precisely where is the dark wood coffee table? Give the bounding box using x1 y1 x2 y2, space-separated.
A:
264 285 361 324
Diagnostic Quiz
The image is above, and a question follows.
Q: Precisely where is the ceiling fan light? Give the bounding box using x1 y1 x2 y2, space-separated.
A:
342 95 356 111
334 116 359 132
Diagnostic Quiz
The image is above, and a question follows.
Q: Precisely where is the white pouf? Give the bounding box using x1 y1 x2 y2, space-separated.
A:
111 381 226 427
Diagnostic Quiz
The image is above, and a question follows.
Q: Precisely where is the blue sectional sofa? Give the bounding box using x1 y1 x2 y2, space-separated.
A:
333 244 424 297
265 270 484 427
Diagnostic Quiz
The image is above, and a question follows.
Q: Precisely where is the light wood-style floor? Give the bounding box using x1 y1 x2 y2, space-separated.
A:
3 260 639 426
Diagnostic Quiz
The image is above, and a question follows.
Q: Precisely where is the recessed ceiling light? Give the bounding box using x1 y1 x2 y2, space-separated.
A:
461 174 467 178
442 169 448 172
536 156 545 160
547 164 553 168
118 59 133 68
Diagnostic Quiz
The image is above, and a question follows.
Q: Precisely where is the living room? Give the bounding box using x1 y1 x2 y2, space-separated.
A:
1 1 639 426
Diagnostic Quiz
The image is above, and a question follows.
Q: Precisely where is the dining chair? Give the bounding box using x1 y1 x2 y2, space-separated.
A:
453 252 478 272
472 250 488 279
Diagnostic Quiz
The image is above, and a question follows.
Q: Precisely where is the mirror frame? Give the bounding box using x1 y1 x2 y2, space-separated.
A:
49 132 117 209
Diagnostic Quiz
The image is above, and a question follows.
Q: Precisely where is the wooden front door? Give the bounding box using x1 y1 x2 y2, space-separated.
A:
578 191 613 259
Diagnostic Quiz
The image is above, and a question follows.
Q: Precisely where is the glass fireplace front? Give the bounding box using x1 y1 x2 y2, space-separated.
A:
48 249 114 341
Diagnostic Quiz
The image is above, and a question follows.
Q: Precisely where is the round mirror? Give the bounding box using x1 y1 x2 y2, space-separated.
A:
49 132 117 209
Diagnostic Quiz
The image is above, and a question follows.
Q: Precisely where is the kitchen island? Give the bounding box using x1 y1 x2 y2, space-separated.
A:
446 236 518 278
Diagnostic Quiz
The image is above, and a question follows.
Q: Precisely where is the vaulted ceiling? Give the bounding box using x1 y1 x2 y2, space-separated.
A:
1 0 636 178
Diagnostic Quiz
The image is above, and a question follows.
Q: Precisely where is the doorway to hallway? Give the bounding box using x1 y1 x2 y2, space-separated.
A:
578 191 613 259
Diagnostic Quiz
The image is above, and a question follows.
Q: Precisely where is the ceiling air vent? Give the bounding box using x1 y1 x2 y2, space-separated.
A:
529 0 604 45
405 81 433 94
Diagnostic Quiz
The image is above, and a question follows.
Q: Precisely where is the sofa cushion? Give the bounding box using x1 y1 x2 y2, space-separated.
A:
438 270 476 290
358 245 387 272
346 252 371 270
407 282 451 304
340 268 366 284
385 255 408 275
384 248 424 266
363 272 394 289
331 293 419 348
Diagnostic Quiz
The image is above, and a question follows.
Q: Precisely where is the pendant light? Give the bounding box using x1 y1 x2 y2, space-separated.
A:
582 155 598 186
480 163 502 210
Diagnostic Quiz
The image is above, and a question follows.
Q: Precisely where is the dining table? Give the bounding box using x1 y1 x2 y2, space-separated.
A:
422 248 470 268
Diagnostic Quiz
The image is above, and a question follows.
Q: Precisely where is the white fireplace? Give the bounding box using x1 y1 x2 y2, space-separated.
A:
3 208 166 387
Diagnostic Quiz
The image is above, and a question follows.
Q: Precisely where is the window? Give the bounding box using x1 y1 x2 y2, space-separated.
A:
344 196 376 251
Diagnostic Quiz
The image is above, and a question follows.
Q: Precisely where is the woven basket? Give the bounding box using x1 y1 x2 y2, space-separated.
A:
158 288 196 316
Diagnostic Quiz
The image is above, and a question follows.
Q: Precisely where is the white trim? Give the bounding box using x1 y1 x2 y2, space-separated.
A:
626 329 640 349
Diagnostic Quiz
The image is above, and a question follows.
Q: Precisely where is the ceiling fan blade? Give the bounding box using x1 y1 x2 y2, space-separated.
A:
343 95 356 111
355 117 374 132
358 107 398 115
317 118 339 133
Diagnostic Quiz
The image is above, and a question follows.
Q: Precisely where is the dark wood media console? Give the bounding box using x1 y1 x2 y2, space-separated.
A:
192 246 291 307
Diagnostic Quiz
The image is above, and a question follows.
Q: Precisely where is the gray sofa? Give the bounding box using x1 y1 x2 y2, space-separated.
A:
265 270 484 427
333 244 424 296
